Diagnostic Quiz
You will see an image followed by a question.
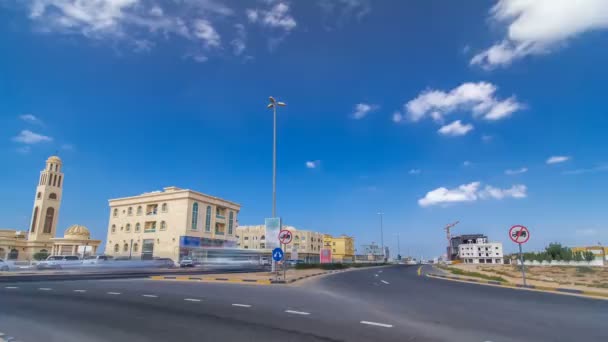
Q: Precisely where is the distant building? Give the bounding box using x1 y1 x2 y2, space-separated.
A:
448 234 487 261
236 225 324 263
571 246 607 263
361 242 383 261
323 235 355 263
458 236 503 264
0 156 101 260
104 186 240 262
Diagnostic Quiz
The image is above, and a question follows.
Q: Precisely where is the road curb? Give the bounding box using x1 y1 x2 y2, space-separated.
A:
150 275 272 285
426 273 608 300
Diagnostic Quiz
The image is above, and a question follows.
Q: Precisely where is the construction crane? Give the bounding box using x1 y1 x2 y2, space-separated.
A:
444 221 459 260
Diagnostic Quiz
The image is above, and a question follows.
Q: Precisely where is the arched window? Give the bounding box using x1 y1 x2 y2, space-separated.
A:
260 235 265 240
55 164 58 172
43 207 54 234
57 175 62 188
113 208 118 217
135 223 141 232
49 193 57 200
137 206 142 215
160 221 167 231
114 244 119 253
228 211 234 235
123 243 129 252
128 207 133 215
31 206 39 232
191 203 199 230
8 249 18 260
37 192 42 199
205 206 212 232
162 203 168 212
52 174 57 187
126 223 131 232
111 224 116 233
133 243 139 252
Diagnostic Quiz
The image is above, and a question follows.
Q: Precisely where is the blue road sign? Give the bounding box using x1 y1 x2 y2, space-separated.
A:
272 247 284 262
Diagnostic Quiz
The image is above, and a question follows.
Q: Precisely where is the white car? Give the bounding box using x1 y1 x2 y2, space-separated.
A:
37 255 82 270
0 259 9 272
82 255 114 265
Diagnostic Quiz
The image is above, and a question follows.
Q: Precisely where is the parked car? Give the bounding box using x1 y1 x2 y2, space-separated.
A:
179 257 194 268
37 255 82 270
0 259 9 271
154 258 176 268
285 259 305 267
82 255 114 265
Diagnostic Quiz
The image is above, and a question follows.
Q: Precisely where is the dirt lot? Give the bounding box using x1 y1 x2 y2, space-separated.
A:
447 264 608 294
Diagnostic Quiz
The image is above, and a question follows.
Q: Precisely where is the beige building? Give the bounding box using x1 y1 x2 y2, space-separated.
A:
236 225 324 263
105 186 240 262
0 156 101 261
323 235 355 263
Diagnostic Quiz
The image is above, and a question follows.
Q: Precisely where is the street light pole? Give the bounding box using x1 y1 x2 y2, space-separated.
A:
377 212 384 262
267 97 286 274
396 233 401 259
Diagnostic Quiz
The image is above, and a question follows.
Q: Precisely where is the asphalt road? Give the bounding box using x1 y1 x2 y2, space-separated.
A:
1 265 606 341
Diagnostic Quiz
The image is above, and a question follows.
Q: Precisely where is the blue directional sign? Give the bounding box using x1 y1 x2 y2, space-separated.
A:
272 247 284 262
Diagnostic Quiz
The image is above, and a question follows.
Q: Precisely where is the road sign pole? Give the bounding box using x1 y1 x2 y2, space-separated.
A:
518 243 527 286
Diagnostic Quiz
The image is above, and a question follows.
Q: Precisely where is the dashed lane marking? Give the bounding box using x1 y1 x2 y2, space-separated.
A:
184 298 201 302
142 294 158 298
285 310 310 315
232 303 252 308
417 266 422 276
374 274 379 277
4 286 18 289
38 288 52 291
360 321 393 328
73 290 87 293
107 292 121 295
381 280 390 285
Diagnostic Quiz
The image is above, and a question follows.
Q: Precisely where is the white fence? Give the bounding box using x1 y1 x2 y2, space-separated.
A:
514 260 604 267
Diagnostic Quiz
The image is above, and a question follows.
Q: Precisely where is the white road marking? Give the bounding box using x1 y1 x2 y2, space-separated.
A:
232 303 252 308
360 321 393 328
107 292 121 295
73 289 87 293
39 287 52 291
379 270 383 273
374 274 379 277
381 280 390 285
4 286 18 289
142 294 158 298
285 310 310 315
184 298 201 302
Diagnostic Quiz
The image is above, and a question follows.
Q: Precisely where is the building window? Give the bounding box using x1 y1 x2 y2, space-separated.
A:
333 249 336 253
111 224 116 233
37 192 42 199
123 243 129 252
114 244 119 253
191 203 199 230
135 223 141 232
161 203 168 212
228 211 234 235
31 206 39 232
128 207 133 216
260 235 265 240
205 206 211 232
57 175 62 188
126 224 131 232
260 243 265 249
43 207 54 233
49 193 57 200
160 221 167 231
137 206 142 215
113 208 118 217
244 237 249 240
145 222 157 233
133 243 139 253
146 204 158 215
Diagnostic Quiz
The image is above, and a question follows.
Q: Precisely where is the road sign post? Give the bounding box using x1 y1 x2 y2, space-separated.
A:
272 247 284 282
278 230 292 282
509 225 530 286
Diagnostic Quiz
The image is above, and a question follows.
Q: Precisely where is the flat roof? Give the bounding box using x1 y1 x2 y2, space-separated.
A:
108 186 240 207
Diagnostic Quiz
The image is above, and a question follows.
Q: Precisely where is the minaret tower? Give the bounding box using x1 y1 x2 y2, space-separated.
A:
29 156 64 241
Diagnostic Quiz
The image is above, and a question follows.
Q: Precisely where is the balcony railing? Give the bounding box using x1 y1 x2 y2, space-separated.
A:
216 214 226 220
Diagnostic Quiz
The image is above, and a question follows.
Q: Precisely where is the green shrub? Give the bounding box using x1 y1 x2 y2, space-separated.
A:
444 267 507 282
33 252 49 261
576 266 595 273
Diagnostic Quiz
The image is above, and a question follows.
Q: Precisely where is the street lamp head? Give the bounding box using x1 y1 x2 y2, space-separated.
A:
269 96 276 103
267 103 274 108
277 101 286 107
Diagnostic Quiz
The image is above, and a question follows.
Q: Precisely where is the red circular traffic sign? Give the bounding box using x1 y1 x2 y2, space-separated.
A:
278 229 292 244
509 225 530 244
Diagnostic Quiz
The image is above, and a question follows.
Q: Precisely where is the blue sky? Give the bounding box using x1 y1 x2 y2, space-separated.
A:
1 0 608 258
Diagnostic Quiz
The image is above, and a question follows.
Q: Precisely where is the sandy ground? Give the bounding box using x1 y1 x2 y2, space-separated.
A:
448 264 608 294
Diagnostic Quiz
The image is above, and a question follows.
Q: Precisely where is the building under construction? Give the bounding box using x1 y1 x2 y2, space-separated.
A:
447 234 487 261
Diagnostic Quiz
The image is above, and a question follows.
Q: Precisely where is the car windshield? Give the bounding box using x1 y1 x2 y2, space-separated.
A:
1 2 607 342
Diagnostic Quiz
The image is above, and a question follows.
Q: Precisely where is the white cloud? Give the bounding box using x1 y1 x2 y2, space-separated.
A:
19 114 42 124
462 160 471 167
418 181 526 207
405 82 522 122
318 0 371 28
437 120 474 136
247 2 296 32
231 23 246 55
546 155 570 164
471 0 608 68
351 103 378 120
505 167 528 175
192 19 220 47
305 160 320 169
479 184 527 199
408 169 421 175
392 111 403 123
12 130 53 144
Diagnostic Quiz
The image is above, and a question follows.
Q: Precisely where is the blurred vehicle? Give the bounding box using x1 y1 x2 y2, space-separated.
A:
285 259 305 267
37 255 82 270
0 259 9 271
155 258 176 268
260 257 270 266
82 255 114 265
180 257 194 268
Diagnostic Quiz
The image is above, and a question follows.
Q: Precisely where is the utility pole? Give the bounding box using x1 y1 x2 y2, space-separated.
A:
377 212 385 262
